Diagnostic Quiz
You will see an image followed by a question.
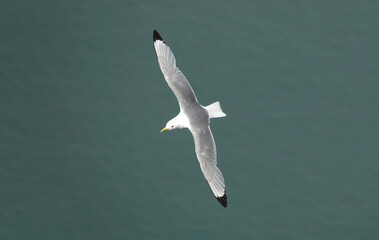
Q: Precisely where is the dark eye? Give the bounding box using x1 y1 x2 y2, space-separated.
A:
171 125 174 128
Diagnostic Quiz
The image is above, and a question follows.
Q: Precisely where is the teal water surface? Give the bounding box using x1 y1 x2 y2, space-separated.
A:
1 0 379 239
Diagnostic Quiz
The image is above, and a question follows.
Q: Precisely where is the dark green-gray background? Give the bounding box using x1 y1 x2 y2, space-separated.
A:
1 0 378 239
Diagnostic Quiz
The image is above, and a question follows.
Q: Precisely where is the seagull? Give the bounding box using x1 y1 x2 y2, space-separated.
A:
153 30 228 207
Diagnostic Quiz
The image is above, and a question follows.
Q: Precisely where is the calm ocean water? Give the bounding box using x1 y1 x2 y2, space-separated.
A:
1 0 379 239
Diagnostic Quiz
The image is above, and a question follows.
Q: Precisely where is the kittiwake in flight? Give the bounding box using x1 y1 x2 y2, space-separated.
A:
153 30 228 207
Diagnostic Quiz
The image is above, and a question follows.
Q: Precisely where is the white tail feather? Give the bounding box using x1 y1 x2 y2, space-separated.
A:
204 101 226 119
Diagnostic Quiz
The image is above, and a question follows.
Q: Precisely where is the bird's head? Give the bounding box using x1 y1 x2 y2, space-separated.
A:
160 119 179 132
160 115 188 133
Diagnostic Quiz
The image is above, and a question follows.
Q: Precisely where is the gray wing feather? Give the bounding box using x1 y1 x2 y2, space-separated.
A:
190 125 226 198
154 40 198 109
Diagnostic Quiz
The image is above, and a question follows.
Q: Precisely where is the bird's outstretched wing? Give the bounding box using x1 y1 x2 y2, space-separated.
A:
153 30 198 110
190 125 227 207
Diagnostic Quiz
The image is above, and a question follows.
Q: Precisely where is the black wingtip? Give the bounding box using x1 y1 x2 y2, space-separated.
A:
216 192 228 208
153 30 164 42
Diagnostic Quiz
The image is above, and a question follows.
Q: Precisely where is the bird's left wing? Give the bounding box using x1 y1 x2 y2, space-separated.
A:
190 125 227 207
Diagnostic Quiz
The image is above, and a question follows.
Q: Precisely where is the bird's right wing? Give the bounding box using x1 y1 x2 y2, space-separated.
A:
153 30 198 109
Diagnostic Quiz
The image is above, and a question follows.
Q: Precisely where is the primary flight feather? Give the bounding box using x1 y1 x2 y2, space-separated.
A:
153 30 228 207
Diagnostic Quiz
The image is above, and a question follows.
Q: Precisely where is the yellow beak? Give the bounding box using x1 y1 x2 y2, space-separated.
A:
160 128 168 133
